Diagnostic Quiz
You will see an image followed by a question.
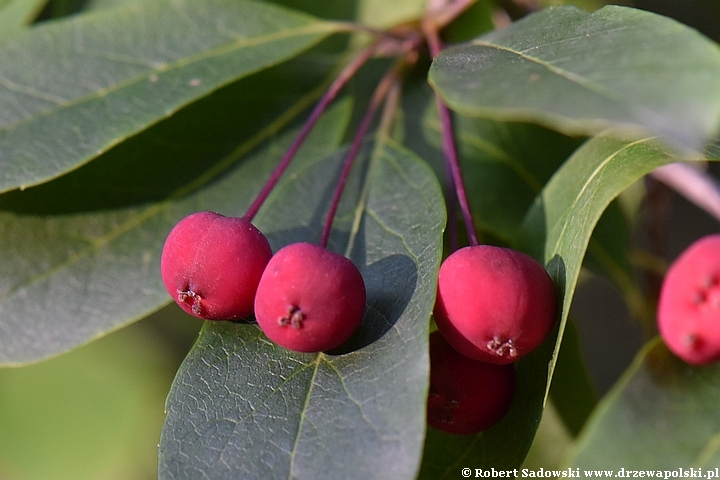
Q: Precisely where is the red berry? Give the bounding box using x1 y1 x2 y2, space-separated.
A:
658 233 720 365
160 211 272 320
433 245 557 364
254 242 366 353
427 330 515 435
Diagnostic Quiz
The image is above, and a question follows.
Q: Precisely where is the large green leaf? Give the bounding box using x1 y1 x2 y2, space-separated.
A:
428 5 720 151
516 137 709 459
0 57 344 365
518 135 698 398
159 141 445 479
567 338 720 469
0 0 339 193
0 0 47 42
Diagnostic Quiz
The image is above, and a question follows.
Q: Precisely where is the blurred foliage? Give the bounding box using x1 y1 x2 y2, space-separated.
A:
0 306 200 479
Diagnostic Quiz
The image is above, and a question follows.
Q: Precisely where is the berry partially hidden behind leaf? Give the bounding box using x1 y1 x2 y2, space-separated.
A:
434 245 557 364
160 211 273 320
254 242 367 353
658 233 720 365
427 330 515 435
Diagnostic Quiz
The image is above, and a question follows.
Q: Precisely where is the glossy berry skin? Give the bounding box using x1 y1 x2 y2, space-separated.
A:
658 234 720 365
160 211 272 320
434 245 557 364
254 242 366 353
427 330 515 435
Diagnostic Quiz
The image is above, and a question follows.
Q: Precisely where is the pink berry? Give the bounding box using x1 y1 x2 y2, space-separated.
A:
658 233 720 365
433 245 557 364
254 242 366 353
160 211 272 320
427 330 515 435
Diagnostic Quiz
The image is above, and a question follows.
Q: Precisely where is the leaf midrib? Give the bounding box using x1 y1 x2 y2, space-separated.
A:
546 136 654 263
467 40 628 114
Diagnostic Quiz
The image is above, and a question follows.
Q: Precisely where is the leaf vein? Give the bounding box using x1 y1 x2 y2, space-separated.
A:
0 23 335 134
549 136 655 259
468 40 626 110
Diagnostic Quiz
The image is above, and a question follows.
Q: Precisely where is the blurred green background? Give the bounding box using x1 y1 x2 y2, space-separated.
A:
0 307 201 479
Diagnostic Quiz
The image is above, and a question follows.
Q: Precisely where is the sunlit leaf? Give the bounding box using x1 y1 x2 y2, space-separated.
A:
429 5 720 150
0 0 339 192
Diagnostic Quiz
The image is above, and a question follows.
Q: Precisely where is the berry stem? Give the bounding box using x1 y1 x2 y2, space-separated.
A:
423 20 479 246
320 64 402 249
242 43 379 222
444 152 460 253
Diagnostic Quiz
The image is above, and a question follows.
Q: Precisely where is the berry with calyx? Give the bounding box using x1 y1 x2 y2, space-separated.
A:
427 330 515 435
160 211 272 320
254 242 366 353
658 233 720 365
433 245 557 364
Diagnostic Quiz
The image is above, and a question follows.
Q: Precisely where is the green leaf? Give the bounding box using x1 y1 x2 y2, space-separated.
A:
0 0 339 193
159 140 445 480
708 137 720 160
518 135 692 394
0 315 181 479
0 0 47 42
429 5 720 150
567 338 720 469
0 56 344 365
516 136 708 461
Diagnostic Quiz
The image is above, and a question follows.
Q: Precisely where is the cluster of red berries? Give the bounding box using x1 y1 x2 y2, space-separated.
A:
159 213 559 436
427 245 557 435
658 233 720 366
160 212 366 353
157 23 561 437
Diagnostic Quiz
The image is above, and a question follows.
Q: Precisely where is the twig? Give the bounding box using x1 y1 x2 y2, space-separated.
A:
242 43 380 222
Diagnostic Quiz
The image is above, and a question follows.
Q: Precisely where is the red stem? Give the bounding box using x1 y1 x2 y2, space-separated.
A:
320 67 400 248
444 150 460 253
423 20 479 246
242 43 379 222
